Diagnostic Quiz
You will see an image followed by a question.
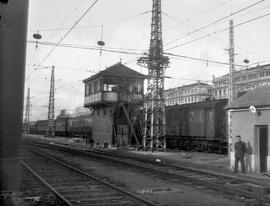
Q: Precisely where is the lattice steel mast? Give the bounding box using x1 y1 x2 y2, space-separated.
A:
137 0 169 151
228 20 235 155
46 66 55 137
24 88 30 134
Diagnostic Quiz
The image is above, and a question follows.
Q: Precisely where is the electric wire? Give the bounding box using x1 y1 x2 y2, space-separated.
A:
28 10 151 32
165 11 270 51
27 40 246 68
165 52 245 67
164 0 265 47
47 0 87 39
162 2 227 32
27 40 145 55
26 0 99 81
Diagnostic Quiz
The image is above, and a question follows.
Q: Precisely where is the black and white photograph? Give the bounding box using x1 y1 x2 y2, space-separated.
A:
1 0 270 205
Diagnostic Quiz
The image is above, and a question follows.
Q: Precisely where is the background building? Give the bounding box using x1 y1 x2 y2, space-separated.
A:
165 82 213 106
213 63 270 100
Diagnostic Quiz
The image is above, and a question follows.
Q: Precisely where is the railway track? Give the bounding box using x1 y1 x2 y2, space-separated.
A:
24 138 270 205
21 148 160 206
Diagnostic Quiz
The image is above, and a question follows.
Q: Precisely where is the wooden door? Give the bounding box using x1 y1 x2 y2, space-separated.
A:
259 126 268 173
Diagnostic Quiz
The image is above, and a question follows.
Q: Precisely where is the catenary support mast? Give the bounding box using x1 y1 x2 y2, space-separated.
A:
24 88 30 134
138 0 169 151
228 20 235 157
47 66 55 137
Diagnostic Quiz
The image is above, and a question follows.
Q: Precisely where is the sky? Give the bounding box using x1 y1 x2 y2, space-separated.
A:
24 0 270 121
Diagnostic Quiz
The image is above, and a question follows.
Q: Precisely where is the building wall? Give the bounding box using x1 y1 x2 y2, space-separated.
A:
92 107 114 147
165 83 212 106
213 64 270 100
230 108 270 173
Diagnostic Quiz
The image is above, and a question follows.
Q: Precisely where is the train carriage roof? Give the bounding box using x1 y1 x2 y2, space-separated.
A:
226 86 270 109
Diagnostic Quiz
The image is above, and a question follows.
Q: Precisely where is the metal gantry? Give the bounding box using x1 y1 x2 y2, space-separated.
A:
228 19 235 155
24 88 30 134
46 66 55 137
137 0 169 151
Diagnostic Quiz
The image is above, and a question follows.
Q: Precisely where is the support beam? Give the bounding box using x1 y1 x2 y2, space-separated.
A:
0 0 29 191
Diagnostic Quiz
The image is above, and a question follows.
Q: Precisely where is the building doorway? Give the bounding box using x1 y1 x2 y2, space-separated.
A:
256 126 268 173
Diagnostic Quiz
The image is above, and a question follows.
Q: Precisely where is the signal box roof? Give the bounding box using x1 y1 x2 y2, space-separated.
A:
83 62 146 83
226 86 270 109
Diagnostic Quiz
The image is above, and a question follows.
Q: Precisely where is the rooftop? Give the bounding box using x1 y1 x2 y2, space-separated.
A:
165 82 211 92
226 86 270 109
83 62 146 83
213 63 270 81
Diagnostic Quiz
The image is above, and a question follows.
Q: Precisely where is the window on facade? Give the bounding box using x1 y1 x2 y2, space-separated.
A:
94 80 97 93
85 84 90 96
235 77 241 82
248 73 257 79
242 76 246 81
103 84 117 92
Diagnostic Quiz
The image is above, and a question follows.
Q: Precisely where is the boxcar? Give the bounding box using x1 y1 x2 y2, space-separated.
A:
166 99 227 153
36 120 49 135
67 114 93 138
55 116 68 136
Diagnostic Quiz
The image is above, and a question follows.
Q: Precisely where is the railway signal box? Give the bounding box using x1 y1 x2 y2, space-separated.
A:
83 62 145 148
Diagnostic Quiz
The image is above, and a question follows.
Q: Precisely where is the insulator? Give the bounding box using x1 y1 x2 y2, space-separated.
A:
244 59 250 64
33 33 42 40
97 40 105 46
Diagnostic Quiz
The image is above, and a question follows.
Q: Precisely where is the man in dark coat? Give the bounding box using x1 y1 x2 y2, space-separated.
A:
234 135 247 173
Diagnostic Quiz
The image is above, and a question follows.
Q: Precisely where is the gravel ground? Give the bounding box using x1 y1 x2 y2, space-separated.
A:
25 135 270 182
28 145 251 206
1 163 58 206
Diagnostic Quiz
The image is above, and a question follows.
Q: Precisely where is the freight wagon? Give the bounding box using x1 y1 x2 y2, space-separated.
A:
25 113 93 139
166 99 228 153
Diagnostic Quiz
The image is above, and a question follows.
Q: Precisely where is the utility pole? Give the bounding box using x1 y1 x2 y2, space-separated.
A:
24 88 30 134
46 66 55 137
138 0 169 151
228 19 235 159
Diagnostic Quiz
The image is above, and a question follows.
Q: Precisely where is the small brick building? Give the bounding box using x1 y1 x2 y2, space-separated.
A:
227 86 270 173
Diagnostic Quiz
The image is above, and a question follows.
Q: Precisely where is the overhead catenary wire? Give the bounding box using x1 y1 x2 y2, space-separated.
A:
26 0 99 81
162 1 227 32
26 40 247 68
164 0 266 47
28 10 151 32
165 11 270 51
47 0 87 39
27 40 146 55
165 52 245 67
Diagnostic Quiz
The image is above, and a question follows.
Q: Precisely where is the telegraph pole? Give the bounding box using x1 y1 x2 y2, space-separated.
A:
46 66 55 137
228 19 235 160
24 88 30 134
138 0 169 151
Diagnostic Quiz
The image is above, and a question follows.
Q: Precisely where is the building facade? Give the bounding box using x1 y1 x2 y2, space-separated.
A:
83 62 145 148
227 86 270 173
165 82 213 106
212 63 270 100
